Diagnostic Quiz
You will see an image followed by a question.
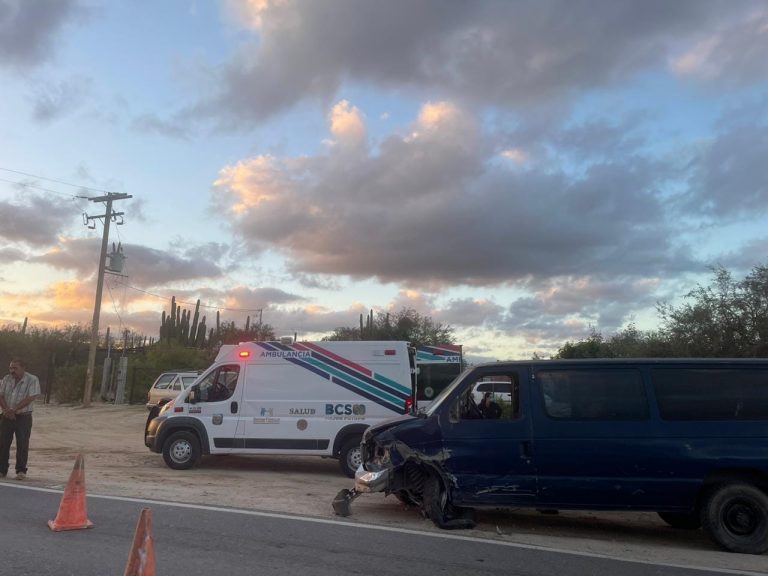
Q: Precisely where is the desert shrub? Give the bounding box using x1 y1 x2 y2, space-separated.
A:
52 363 88 404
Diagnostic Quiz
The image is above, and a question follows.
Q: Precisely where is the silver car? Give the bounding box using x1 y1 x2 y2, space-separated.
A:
146 371 200 409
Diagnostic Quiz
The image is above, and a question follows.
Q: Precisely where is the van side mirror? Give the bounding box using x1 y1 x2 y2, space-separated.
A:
189 385 198 404
448 398 460 423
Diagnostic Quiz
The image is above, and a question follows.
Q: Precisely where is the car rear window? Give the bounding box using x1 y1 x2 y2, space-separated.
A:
152 374 175 390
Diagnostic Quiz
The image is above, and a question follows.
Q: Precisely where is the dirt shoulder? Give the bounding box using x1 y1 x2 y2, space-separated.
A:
8 403 765 573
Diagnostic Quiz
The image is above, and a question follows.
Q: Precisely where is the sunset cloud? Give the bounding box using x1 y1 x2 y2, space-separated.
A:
670 9 768 86
328 100 367 146
3 0 768 359
0 0 82 68
212 100 692 287
194 0 753 127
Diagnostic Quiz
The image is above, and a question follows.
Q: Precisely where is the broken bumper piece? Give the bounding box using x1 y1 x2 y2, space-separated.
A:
354 465 389 493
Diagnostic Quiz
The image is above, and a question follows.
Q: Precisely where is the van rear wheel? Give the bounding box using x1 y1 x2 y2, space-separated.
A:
162 431 200 470
702 483 768 554
338 438 362 478
658 511 701 530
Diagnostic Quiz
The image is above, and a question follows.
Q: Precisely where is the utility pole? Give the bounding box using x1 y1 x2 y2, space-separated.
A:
83 192 132 407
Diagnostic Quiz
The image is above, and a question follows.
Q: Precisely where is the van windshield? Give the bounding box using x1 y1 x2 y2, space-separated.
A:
423 366 474 416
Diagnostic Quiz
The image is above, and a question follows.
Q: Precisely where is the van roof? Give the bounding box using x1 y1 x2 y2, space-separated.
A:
475 358 768 369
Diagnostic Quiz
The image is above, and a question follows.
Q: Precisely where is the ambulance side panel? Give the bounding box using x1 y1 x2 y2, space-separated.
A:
234 341 412 455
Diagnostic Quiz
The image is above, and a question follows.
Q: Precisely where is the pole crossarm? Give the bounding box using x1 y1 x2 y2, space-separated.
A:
84 211 125 222
88 193 132 202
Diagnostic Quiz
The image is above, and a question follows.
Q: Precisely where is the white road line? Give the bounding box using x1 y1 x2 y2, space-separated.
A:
2 483 762 576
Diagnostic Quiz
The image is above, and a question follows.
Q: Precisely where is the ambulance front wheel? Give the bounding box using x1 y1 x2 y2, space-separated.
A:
162 431 201 470
339 438 362 478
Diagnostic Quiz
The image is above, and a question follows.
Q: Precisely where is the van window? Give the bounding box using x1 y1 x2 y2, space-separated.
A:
198 365 240 402
456 375 519 420
539 369 648 420
653 368 768 420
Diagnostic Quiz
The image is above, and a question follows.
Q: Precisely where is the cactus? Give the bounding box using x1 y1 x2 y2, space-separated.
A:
195 315 207 348
181 308 190 344
190 300 200 345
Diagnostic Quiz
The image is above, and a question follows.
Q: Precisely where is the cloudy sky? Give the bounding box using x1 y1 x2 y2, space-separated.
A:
1 0 767 362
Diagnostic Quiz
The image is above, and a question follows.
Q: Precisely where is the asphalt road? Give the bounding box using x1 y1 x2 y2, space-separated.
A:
0 483 761 576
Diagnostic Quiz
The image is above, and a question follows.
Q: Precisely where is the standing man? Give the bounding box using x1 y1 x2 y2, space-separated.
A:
0 359 41 480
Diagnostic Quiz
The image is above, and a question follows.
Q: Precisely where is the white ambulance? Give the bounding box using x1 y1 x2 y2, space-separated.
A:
144 340 415 477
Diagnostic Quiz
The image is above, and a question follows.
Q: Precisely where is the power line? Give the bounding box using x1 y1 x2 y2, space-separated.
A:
0 167 120 196
110 280 264 314
106 279 126 332
0 177 90 201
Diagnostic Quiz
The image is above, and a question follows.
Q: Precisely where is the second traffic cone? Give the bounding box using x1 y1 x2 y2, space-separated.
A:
47 453 94 531
123 508 156 576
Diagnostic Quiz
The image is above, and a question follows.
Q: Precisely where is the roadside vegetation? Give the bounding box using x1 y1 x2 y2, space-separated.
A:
556 264 768 358
2 264 766 403
324 307 455 347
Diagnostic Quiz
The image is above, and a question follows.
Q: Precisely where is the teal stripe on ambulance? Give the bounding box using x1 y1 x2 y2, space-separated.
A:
304 357 402 406
374 373 411 395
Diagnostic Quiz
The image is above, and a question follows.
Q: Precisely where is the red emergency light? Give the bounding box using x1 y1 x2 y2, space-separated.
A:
238 350 251 358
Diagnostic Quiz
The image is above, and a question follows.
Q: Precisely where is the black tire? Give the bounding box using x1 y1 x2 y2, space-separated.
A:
702 483 768 554
394 490 420 507
162 431 201 470
658 511 701 530
422 473 476 530
145 405 161 436
338 438 362 478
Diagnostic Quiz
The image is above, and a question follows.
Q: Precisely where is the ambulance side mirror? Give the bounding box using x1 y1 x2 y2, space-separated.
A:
189 385 199 404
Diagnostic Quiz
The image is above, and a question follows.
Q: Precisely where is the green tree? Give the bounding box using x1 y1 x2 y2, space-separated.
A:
216 321 276 345
658 264 768 357
324 307 454 347
555 264 768 358
555 328 612 358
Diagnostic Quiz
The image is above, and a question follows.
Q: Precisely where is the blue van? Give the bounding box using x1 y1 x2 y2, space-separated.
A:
335 359 768 554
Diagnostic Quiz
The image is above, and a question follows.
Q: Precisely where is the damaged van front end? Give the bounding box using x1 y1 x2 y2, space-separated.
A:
355 417 430 498
333 410 476 529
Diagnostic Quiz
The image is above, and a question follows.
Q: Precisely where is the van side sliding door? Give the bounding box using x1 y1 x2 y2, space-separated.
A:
533 366 655 508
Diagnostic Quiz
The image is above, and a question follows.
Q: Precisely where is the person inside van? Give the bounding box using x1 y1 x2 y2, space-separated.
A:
478 392 502 419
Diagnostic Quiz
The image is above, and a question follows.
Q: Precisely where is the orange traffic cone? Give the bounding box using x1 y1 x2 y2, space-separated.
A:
47 453 94 531
123 508 156 576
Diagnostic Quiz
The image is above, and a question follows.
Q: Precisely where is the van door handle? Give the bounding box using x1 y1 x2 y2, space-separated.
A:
230 401 238 414
519 441 532 459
